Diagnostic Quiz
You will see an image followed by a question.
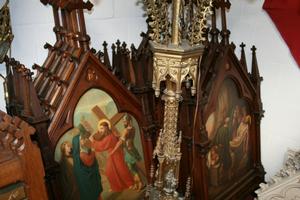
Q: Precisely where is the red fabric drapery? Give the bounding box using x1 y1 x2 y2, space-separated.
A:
263 0 300 68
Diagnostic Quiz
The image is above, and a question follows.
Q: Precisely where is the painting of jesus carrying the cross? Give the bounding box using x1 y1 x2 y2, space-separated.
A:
55 88 147 200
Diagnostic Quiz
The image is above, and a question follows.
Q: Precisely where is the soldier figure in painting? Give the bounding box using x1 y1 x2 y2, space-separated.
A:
111 114 144 190
122 114 144 190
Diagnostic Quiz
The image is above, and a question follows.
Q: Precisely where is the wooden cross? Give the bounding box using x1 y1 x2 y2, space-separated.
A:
91 105 125 136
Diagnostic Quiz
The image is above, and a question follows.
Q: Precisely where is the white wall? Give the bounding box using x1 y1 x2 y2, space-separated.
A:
2 0 300 181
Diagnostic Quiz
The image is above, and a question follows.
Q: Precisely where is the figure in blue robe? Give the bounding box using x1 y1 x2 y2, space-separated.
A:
72 124 102 200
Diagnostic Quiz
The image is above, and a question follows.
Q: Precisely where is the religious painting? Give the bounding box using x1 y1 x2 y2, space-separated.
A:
205 79 252 196
55 88 147 200
0 183 26 200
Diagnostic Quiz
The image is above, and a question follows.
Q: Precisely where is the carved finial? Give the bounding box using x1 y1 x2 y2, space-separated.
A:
116 40 121 49
130 44 137 59
130 44 136 52
44 43 54 50
111 43 116 54
62 0 94 12
103 41 108 48
240 42 248 72
121 42 127 50
24 68 34 81
90 48 97 54
251 45 257 52
32 64 44 72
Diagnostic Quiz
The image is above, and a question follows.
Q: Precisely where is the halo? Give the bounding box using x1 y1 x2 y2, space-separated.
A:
98 119 111 130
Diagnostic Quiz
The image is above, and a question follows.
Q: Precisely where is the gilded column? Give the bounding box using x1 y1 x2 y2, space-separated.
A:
171 0 181 45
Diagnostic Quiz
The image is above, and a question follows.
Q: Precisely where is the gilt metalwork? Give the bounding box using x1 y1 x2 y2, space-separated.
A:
0 0 13 62
144 0 213 46
144 0 213 199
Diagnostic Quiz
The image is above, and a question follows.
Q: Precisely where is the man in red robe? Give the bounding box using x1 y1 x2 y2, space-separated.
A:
90 120 134 192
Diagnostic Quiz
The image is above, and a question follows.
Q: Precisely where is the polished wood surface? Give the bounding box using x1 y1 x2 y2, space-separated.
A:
0 111 48 200
2 0 264 199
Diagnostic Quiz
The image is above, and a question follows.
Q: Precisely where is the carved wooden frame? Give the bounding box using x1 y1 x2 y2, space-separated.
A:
47 52 153 179
0 111 48 200
190 46 265 199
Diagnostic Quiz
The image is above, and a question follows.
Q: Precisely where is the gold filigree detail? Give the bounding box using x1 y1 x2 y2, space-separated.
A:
144 0 213 46
144 0 170 43
188 0 213 45
152 55 199 98
0 0 14 62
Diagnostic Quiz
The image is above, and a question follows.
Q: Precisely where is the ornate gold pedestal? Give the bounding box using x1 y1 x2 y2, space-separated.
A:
143 0 213 199
147 41 204 199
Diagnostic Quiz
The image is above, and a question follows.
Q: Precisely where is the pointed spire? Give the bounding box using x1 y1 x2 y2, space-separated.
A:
121 42 127 53
116 40 121 51
215 0 231 45
111 43 116 74
251 45 262 97
52 5 62 41
114 40 121 76
250 45 264 122
130 43 137 60
210 7 219 44
240 43 248 72
102 41 111 70
111 43 116 54
251 45 259 81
